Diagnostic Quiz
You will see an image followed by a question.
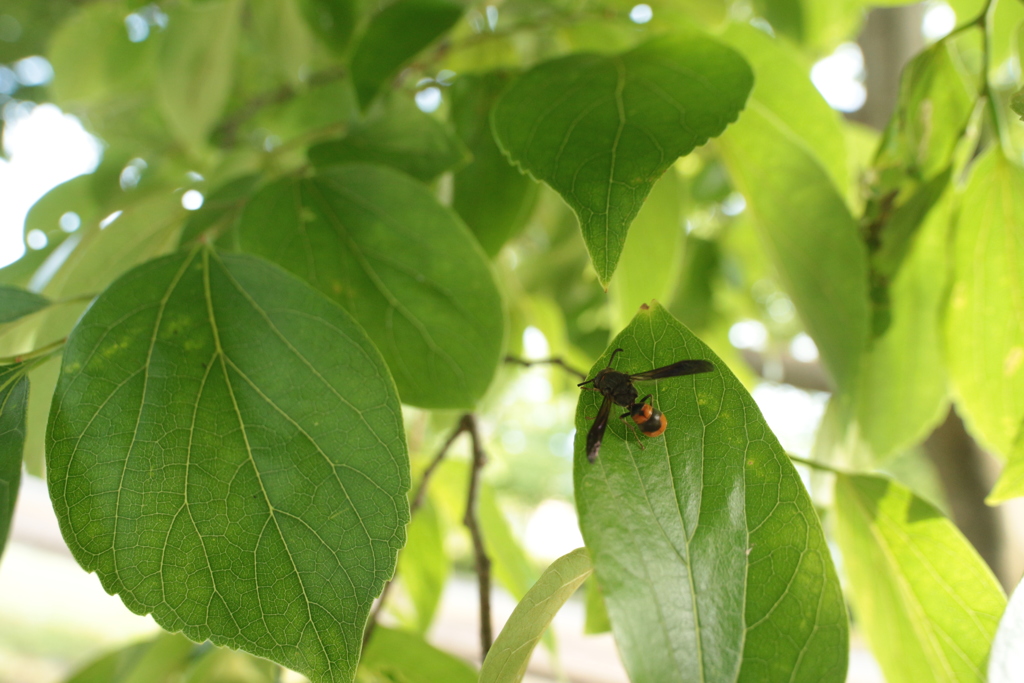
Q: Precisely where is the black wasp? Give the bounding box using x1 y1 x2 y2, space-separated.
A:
578 348 714 462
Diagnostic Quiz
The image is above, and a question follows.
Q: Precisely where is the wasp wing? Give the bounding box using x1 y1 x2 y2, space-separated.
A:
629 359 714 382
585 394 613 463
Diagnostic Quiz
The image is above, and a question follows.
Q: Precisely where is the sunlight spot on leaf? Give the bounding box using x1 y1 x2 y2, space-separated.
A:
729 319 767 351
181 190 204 211
922 2 956 42
415 86 442 113
59 212 81 233
630 4 653 24
522 325 550 359
790 333 819 363
25 228 46 250
811 43 866 112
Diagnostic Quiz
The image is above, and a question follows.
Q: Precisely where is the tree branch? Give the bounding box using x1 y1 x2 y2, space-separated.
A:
361 415 471 648
461 413 493 657
213 66 347 148
505 354 586 381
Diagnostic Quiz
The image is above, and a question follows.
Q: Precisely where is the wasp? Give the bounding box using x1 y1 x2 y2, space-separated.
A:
578 348 714 462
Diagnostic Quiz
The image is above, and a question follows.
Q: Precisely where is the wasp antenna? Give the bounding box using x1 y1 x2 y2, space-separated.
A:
606 348 625 368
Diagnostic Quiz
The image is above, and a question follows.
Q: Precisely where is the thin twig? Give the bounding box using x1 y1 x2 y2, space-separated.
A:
504 354 586 381
461 413 493 657
213 66 348 147
787 453 848 476
0 337 66 366
362 416 471 648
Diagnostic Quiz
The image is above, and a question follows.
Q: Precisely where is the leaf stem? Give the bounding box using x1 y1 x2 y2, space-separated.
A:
787 453 848 475
0 337 66 366
504 354 586 380
362 414 475 648
461 413 493 657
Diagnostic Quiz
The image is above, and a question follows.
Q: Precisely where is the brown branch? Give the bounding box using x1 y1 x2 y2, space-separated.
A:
213 66 347 148
504 354 586 381
461 413 493 657
362 415 470 648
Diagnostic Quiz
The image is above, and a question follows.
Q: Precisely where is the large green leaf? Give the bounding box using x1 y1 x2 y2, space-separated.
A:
990 575 1024 682
0 364 29 560
47 248 409 683
479 547 592 683
236 164 505 409
835 473 1005 683
492 33 753 285
720 23 849 198
853 183 952 460
946 150 1024 455
0 286 50 324
360 627 477 683
156 0 242 149
349 0 464 109
450 71 538 257
574 303 847 683
607 170 682 331
308 95 469 182
719 101 869 393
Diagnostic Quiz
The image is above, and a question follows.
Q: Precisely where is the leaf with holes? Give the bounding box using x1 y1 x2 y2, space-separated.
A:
492 32 752 285
236 163 505 409
574 303 847 683
47 248 409 683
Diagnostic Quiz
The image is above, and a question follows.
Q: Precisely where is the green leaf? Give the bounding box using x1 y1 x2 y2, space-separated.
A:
156 0 242 149
178 175 261 249
479 547 592 683
350 0 464 109
308 95 469 182
450 71 538 257
298 0 358 55
946 150 1024 455
583 576 611 634
492 33 753 285
182 647 279 683
719 99 870 393
0 364 29 561
990 575 1024 682
575 303 847 683
0 285 49 324
853 181 952 460
1012 86 1024 121
236 164 505 409
834 473 1005 683
720 23 849 198
40 192 186 299
64 632 196 683
986 424 1024 504
47 248 410 683
607 170 682 331
874 41 976 184
394 497 450 633
361 626 477 683
47 0 156 106
0 174 101 289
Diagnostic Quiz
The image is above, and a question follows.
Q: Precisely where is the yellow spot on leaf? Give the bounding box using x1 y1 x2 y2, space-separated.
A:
1005 347 1024 376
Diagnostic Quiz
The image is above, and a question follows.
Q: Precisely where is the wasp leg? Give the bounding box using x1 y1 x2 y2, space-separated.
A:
618 412 646 451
